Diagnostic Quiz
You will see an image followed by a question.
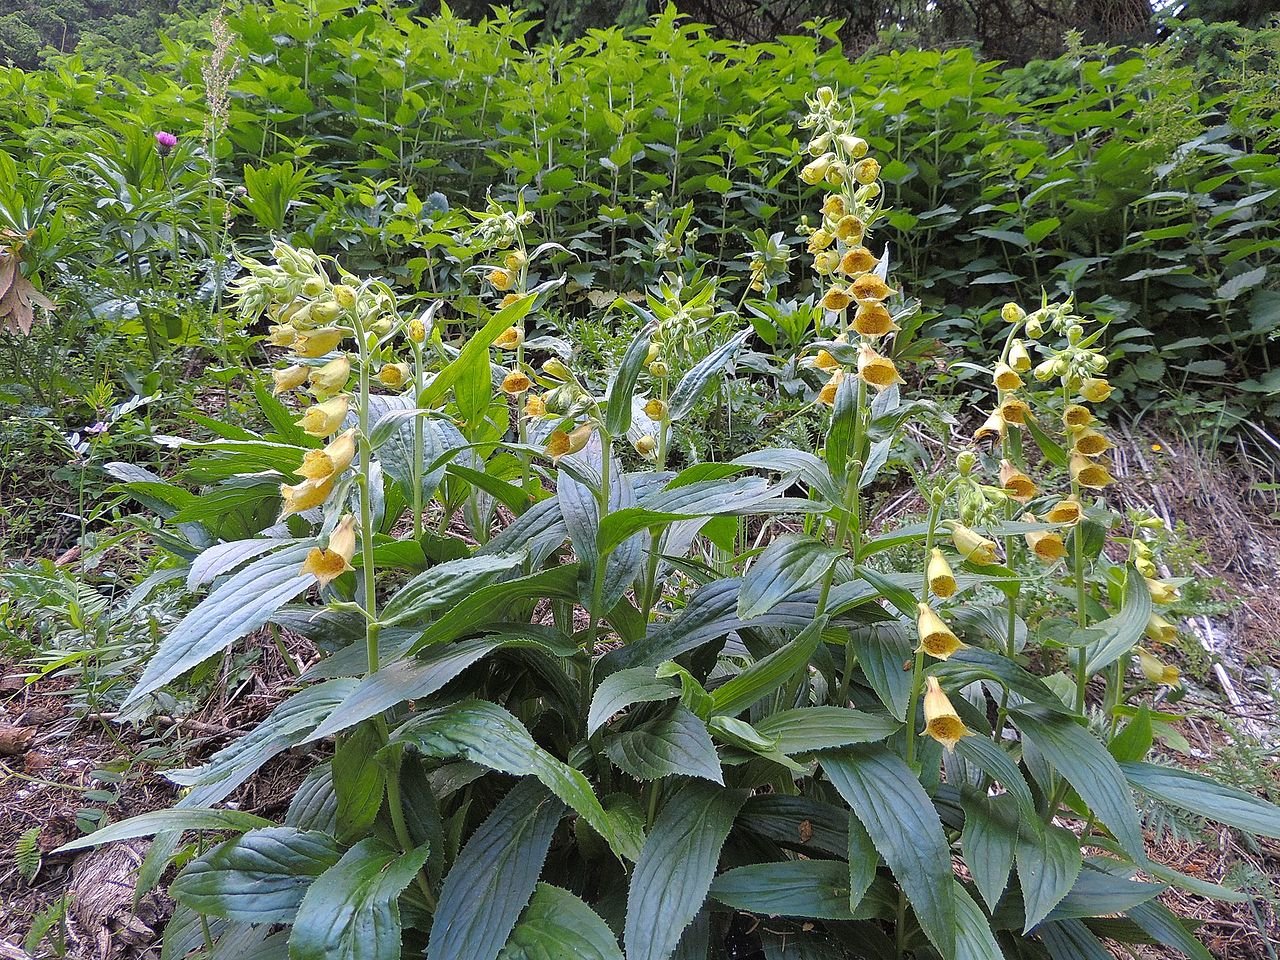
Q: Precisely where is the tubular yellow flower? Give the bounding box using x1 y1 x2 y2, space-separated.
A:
1145 612 1177 644
1044 497 1083 524
488 268 514 291
308 354 351 396
501 370 532 395
997 397 1030 425
927 548 957 599
268 324 298 347
839 247 879 275
813 349 841 373
1071 428 1112 457
1145 578 1180 604
504 249 528 272
546 422 594 461
272 363 309 395
813 250 840 275
1070 452 1114 489
852 302 898 337
1080 377 1113 403
974 410 1007 443
850 274 894 303
377 363 411 390
1063 404 1095 428
495 326 524 350
922 677 971 751
917 604 965 660
834 215 866 242
310 300 342 325
301 514 357 587
296 428 357 481
801 154 833 185
821 286 854 312
853 158 880 184
818 369 845 406
1136 556 1157 577
949 522 998 565
1009 339 1032 373
279 475 335 518
1138 649 1179 686
807 229 835 254
649 360 670 378
524 394 547 418
999 459 1037 502
644 398 668 420
993 363 1023 391
1021 514 1068 563
293 327 346 359
821 195 846 218
500 292 522 309
837 134 869 158
1001 302 1026 324
333 284 357 309
296 395 349 438
856 344 903 390
634 434 657 456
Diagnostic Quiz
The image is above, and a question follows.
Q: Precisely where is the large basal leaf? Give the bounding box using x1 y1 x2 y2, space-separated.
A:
709 616 827 718
1119 761 1280 838
847 621 915 721
1037 918 1114 960
428 779 563 960
170 827 341 923
333 724 385 845
391 699 634 859
380 553 528 626
667 329 750 422
290 838 431 960
587 667 679 737
752 706 900 754
959 791 1018 913
952 883 1006 960
605 704 723 785
709 860 861 921
821 746 956 960
1016 824 1083 932
624 781 747 960
497 883 623 960
736 536 841 620
1083 569 1152 674
955 735 1039 827
1125 900 1214 960
124 542 317 706
1013 707 1146 861
54 808 273 854
739 796 850 859
1043 866 1164 921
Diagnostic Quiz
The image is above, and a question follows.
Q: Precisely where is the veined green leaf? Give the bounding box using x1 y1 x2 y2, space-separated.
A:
709 860 861 920
420 292 538 410
1119 761 1280 838
1037 918 1113 960
605 704 722 785
710 616 826 717
953 883 1006 960
752 707 900 754
667 329 750 422
1083 568 1152 674
497 883 623 960
960 791 1018 913
587 666 679 736
604 308 656 436
1017 824 1083 932
54 808 273 854
737 537 841 620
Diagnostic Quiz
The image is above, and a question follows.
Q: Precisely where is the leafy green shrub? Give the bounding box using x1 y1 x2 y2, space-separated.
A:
57 81 1280 960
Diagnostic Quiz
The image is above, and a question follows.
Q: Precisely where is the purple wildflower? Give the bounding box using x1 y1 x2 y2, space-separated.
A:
154 131 178 156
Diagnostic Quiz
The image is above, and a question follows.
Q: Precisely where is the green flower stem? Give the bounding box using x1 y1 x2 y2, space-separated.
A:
640 376 670 622
902 488 944 772
353 314 381 675
411 337 426 541
582 429 614 716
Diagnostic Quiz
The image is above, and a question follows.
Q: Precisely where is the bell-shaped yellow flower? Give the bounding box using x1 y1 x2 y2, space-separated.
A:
293 327 345 359
377 362 411 390
807 229 835 254
834 215 866 242
296 428 357 481
1145 578 1179 604
813 250 840 275
1071 428 1112 457
818 369 845 406
501 370 532 395
1008 339 1032 373
997 397 1030 425
853 158 880 184
974 410 1007 443
301 513 357 587
917 603 965 659
1044 497 1083 524
296 395 349 438
272 363 309 395
821 286 854 312
812 349 841 373
1145 612 1177 644
949 522 998 565
1070 452 1114 489
800 154 833 185
1021 514 1067 563
524 394 547 418
852 303 898 337
495 326 524 350
999 459 1037 502
308 354 351 397
546 422 594 461
1138 649 1180 686
1063 404 1095 428
644 398 668 420
1079 377 1113 403
488 268 515 292
821 194 846 218
993 363 1023 391
922 676 971 751
839 247 878 276
927 548 957 599
268 324 298 347
280 474 335 519
856 344 903 391
850 274 894 303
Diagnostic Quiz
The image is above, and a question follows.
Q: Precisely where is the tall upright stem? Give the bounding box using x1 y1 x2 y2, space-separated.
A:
411 337 425 541
354 317 381 675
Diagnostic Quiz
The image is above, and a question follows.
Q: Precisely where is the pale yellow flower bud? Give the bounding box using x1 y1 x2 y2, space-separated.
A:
296 395 349 438
1001 302 1025 324
949 522 998 565
927 548 957 599
917 604 965 660
1009 339 1032 373
272 363 309 395
377 362 412 390
308 354 351 396
293 327 346 359
923 676 971 751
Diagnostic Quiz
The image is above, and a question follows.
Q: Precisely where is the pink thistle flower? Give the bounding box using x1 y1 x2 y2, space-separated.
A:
154 131 178 155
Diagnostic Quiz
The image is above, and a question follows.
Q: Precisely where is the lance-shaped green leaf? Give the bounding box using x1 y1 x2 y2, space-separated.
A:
740 795 850 858
54 808 273 854
710 617 827 717
1016 824 1083 932
737 536 842 620
428 780 563 960
1125 900 1214 960
954 735 1039 826
1037 918 1113 960
1119 761 1280 838
497 883 623 960
709 860 862 920
380 553 528 625
587 667 679 736
605 704 723 785
290 838 431 960
419 291 538 410
667 329 750 422
624 781 748 960
960 791 1019 913
1044 866 1164 921
604 306 657 436
124 542 316 706
1083 569 1152 674
953 883 1006 960
822 746 956 960
390 699 634 859
169 827 341 923
1013 706 1146 861
753 707 901 754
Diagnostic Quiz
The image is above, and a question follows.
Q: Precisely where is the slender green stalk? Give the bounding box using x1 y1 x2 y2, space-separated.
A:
353 314 381 675
411 336 425 541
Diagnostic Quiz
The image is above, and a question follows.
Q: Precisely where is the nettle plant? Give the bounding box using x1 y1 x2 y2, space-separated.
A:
62 87 1280 960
